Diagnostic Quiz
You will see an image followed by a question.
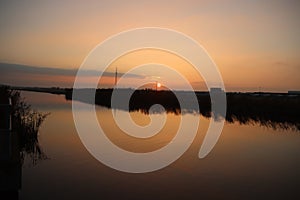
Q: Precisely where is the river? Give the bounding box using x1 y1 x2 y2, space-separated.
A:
18 91 300 199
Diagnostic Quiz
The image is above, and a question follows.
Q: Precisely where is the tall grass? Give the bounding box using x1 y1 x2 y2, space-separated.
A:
0 86 49 165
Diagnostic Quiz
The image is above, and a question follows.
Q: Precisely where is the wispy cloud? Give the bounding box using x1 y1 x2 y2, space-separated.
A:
0 62 145 78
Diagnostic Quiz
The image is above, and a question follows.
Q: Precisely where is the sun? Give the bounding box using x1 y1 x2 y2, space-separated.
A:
157 82 161 88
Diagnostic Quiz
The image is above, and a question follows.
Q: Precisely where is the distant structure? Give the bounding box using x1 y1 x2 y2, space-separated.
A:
114 67 118 86
288 90 300 95
210 87 224 93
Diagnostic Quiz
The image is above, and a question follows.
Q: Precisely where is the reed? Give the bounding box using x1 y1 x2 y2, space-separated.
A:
0 86 49 165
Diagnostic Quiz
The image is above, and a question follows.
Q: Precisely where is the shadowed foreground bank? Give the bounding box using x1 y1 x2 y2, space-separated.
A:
0 87 48 199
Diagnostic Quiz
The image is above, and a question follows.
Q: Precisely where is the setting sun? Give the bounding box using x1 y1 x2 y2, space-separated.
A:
0 1 299 199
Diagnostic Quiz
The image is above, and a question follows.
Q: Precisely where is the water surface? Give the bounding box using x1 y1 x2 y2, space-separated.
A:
19 91 300 199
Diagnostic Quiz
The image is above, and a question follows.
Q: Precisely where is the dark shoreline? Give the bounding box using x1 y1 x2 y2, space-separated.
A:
7 86 300 131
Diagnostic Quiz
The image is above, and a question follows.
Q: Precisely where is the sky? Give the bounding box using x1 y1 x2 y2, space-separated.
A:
0 0 299 91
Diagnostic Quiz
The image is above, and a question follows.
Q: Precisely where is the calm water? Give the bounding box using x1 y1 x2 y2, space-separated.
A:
19 91 300 200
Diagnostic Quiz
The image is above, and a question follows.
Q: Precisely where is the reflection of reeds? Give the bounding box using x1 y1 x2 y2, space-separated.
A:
66 88 300 131
1 86 49 166
226 93 300 131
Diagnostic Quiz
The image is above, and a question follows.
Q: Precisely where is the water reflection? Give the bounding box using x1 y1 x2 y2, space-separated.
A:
111 106 300 131
10 90 300 199
66 89 300 131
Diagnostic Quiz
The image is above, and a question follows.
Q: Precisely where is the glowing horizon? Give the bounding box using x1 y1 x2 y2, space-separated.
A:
0 0 299 92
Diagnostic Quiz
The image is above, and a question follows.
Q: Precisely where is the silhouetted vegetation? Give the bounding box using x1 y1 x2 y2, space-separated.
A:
66 88 300 131
0 86 49 165
226 93 300 131
5 86 299 131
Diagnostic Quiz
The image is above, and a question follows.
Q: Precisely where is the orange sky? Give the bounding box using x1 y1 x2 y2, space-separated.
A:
0 0 299 91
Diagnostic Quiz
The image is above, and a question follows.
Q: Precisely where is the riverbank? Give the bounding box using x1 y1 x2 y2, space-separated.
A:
5 86 300 130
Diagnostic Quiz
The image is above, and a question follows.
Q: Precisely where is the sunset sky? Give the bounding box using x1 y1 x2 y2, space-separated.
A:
0 0 299 91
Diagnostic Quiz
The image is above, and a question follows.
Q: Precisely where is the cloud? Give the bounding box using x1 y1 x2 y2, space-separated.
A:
0 62 145 78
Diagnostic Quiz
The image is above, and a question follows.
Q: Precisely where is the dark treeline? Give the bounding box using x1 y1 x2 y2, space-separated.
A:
66 88 300 131
3 85 299 131
226 93 299 131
